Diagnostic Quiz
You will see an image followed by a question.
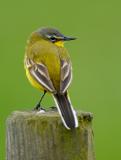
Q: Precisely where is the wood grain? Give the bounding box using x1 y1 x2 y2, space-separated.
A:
6 111 95 160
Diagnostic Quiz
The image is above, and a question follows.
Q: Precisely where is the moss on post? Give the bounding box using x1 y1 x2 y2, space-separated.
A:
6 111 95 160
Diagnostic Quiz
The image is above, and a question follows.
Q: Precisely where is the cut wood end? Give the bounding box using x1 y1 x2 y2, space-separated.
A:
7 110 93 125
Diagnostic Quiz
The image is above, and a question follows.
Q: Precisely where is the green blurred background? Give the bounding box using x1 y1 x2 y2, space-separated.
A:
0 0 121 159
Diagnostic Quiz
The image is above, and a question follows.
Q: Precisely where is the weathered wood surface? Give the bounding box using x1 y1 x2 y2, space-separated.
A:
6 110 95 160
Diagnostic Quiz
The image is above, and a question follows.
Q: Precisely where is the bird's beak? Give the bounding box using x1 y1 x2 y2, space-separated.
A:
54 36 76 47
63 36 77 41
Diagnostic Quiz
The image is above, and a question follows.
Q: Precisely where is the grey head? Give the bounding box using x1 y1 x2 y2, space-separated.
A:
36 27 76 43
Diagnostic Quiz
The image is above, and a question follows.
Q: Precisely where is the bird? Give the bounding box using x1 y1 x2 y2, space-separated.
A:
24 27 78 129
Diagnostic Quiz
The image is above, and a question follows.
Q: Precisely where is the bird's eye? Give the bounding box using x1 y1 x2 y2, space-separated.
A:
50 35 56 42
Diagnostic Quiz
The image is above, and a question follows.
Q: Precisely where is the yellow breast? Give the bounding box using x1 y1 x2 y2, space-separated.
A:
25 65 45 91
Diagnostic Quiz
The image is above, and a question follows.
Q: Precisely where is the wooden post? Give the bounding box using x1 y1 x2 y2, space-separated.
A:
6 111 95 160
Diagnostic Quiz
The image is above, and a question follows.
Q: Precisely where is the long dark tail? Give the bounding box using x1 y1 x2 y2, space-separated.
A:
53 92 78 129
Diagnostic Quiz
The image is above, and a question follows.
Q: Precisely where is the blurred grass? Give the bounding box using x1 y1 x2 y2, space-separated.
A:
0 0 121 159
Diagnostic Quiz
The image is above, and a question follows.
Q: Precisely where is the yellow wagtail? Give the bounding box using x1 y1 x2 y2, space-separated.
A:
24 27 78 129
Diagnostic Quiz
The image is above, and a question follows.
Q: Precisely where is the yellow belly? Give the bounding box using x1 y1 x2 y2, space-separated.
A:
25 66 44 91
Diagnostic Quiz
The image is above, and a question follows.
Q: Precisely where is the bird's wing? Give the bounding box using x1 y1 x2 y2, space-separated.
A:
60 60 72 93
25 58 56 93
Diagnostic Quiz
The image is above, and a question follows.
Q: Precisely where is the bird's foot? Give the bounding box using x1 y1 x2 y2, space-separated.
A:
33 104 46 112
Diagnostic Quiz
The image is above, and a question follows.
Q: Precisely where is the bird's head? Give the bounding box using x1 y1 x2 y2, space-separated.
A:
35 27 76 47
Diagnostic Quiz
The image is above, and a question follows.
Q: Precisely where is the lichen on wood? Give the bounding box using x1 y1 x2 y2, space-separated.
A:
6 110 95 160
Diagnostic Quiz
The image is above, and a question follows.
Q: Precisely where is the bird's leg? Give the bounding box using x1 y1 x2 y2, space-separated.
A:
34 91 46 111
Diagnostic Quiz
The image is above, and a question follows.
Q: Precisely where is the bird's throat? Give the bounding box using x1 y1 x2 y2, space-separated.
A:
54 41 64 47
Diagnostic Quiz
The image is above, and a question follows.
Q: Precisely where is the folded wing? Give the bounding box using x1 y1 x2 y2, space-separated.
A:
25 58 56 93
60 60 72 93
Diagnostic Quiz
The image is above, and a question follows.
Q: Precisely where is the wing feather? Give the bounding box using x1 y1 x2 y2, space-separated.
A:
60 60 72 93
25 58 56 93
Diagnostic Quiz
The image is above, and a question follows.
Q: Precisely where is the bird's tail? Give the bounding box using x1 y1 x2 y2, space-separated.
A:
53 92 78 129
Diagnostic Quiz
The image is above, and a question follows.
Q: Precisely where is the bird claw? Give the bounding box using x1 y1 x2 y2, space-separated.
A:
33 104 46 112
